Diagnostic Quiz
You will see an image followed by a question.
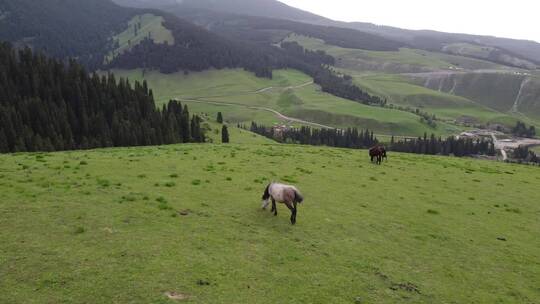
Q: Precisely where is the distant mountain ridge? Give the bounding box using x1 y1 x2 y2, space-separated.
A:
114 0 540 67
113 0 327 22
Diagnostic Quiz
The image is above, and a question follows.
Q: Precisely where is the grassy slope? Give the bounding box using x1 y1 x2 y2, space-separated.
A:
0 143 539 303
286 34 537 127
349 73 519 124
107 14 174 61
285 34 510 72
110 69 461 136
203 121 275 145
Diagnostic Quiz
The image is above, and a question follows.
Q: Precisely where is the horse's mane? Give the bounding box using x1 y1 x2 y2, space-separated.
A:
262 183 271 200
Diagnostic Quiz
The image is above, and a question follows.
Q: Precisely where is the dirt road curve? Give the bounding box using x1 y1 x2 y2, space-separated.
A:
175 80 335 129
178 97 335 129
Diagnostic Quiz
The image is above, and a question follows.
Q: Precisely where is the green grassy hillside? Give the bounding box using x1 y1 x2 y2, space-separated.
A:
109 68 461 136
441 42 537 70
1 143 539 303
286 34 540 128
413 72 540 122
106 13 174 62
284 34 510 73
348 73 523 126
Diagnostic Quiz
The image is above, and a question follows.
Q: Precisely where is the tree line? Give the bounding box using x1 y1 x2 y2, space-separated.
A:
174 12 404 52
278 43 387 106
0 43 205 153
245 122 378 149
512 121 536 138
245 121 496 158
389 133 496 157
510 146 540 165
108 15 388 106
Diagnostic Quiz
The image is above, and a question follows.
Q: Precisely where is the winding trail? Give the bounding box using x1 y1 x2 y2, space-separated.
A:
178 97 335 129
254 81 314 93
175 80 335 129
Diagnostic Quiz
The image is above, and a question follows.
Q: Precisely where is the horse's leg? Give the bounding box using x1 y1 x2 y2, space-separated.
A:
272 199 277 216
292 201 298 224
285 202 296 225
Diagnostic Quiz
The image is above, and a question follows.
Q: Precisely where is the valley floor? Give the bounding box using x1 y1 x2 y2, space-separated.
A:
1 143 539 303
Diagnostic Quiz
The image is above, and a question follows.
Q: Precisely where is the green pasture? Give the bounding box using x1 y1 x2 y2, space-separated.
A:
109 69 460 136
1 143 539 303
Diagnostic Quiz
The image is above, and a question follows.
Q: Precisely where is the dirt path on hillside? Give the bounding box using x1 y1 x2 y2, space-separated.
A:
178 97 336 129
255 80 314 93
175 80 336 129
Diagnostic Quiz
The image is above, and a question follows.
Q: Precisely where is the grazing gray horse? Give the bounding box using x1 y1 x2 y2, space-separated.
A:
261 183 304 225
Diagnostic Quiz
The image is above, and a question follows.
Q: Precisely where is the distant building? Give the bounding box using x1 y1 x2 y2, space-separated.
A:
272 125 290 137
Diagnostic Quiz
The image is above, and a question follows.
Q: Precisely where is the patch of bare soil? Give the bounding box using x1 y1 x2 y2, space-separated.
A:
164 291 190 301
390 282 421 294
178 209 191 216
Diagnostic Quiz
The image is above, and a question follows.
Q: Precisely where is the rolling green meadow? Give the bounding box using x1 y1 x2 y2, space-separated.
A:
109 69 462 136
285 34 540 128
1 140 539 304
3 2 540 304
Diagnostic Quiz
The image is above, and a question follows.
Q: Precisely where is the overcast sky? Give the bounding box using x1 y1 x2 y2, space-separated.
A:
278 0 540 42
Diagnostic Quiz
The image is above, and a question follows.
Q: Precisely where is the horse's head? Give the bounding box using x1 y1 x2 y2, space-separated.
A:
381 146 387 158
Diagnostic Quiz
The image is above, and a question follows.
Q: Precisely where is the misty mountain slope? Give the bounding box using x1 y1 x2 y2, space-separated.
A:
115 0 540 68
411 72 540 120
0 0 288 77
113 0 327 23
114 1 404 52
348 22 540 65
0 0 138 68
286 34 540 128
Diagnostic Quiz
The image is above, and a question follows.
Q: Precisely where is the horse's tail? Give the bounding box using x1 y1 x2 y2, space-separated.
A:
294 189 304 204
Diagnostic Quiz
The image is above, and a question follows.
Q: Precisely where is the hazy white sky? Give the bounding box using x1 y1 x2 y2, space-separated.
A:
278 0 540 42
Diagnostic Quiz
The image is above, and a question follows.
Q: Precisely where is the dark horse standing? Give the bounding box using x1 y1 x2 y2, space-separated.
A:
369 145 387 165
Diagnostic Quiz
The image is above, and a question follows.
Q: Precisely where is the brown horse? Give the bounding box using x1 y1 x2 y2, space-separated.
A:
261 183 304 225
369 145 387 165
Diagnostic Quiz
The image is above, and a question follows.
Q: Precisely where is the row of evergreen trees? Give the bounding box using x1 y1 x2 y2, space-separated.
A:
109 16 387 107
245 121 495 158
512 121 536 138
278 43 386 106
246 122 378 149
0 43 205 153
511 146 540 164
389 133 496 157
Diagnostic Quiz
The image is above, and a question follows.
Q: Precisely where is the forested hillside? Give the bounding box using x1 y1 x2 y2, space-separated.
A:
117 0 540 68
118 2 404 52
0 0 139 68
0 43 205 153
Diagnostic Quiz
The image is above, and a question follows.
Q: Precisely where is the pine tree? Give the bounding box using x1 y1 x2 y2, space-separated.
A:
216 112 224 124
0 44 207 153
221 125 230 144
